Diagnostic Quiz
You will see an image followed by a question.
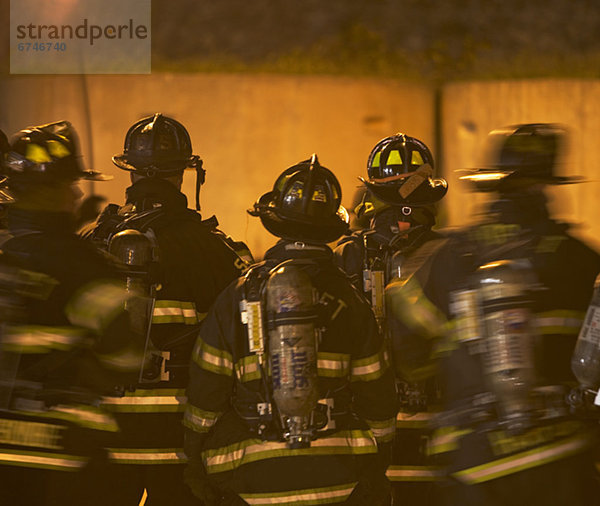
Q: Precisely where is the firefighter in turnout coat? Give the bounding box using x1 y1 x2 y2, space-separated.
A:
184 155 398 505
334 133 449 505
81 114 251 505
386 123 600 506
0 121 142 506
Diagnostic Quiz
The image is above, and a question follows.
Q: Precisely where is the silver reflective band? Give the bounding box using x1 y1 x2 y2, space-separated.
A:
107 448 187 464
387 465 442 482
0 449 87 470
241 482 357 505
101 389 187 412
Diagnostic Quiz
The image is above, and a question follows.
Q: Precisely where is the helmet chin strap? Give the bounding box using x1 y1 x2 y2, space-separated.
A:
195 169 201 211
190 156 205 212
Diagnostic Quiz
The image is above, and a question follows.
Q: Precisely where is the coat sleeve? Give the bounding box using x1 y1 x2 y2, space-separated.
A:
347 293 398 446
64 277 146 388
183 282 238 495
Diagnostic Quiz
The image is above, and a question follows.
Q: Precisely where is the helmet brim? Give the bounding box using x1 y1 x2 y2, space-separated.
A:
457 168 585 191
260 210 349 244
361 177 448 206
112 154 190 175
81 169 113 181
250 192 348 244
112 154 138 172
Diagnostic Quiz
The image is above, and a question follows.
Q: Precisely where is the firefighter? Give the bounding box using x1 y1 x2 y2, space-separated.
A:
334 133 449 504
81 113 252 505
184 155 397 505
0 121 142 506
386 123 600 505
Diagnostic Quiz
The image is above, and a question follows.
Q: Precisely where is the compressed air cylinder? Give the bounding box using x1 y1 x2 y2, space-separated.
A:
477 260 535 427
266 264 319 447
109 229 154 335
572 275 600 392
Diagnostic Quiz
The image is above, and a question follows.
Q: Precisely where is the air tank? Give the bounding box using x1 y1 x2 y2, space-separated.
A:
266 264 319 448
477 260 536 431
571 275 600 393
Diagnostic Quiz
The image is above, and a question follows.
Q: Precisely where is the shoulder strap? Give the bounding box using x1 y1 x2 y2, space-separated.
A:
116 207 168 233
397 237 450 285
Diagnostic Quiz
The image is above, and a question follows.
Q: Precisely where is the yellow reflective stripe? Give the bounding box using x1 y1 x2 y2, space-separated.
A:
453 432 594 484
365 418 396 443
183 405 222 434
396 411 435 429
50 404 118 432
400 362 438 382
66 280 132 332
386 465 443 482
192 338 233 376
152 300 205 325
203 430 377 474
1 325 90 353
535 310 585 335
0 449 87 471
241 482 357 505
427 427 472 455
350 349 387 382
235 355 262 382
0 419 62 449
536 235 567 254
433 320 460 355
386 277 447 338
403 277 446 336
101 389 187 413
97 344 143 372
17 404 119 432
371 428 395 442
107 447 187 464
317 352 350 378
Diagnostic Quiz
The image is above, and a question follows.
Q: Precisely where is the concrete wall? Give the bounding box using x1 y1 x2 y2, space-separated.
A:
442 79 600 250
0 74 434 258
3 75 600 256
